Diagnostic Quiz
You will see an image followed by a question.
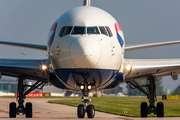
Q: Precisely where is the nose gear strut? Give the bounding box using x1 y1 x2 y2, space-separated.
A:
77 76 95 118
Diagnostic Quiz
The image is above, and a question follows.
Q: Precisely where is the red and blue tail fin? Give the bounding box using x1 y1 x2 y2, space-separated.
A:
83 0 90 6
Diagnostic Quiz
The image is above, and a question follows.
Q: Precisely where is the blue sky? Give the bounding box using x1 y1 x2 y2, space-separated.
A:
0 0 180 93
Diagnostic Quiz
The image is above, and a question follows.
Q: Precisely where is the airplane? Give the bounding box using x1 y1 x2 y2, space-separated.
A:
0 0 180 118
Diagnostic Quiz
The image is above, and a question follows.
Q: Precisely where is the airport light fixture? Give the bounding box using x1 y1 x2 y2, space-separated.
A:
21 52 26 59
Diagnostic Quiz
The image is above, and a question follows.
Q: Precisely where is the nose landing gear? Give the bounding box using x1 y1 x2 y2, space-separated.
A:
77 80 95 118
77 96 95 118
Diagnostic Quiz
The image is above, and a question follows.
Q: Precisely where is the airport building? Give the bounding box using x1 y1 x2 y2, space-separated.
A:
0 79 18 93
0 79 67 96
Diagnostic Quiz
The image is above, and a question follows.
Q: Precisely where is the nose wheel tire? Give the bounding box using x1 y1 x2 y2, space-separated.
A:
87 105 95 118
157 102 164 117
141 102 148 118
77 104 85 118
25 102 32 118
9 102 17 118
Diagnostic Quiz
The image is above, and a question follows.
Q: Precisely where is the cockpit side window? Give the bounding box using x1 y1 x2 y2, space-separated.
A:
59 26 66 37
63 26 73 36
87 27 100 34
105 26 113 37
71 26 85 35
99 26 108 36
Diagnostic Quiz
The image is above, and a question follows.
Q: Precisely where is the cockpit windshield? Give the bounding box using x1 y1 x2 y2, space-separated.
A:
71 26 85 35
59 26 112 37
87 27 100 34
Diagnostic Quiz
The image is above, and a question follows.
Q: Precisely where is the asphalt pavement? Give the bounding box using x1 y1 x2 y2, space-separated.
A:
0 98 179 120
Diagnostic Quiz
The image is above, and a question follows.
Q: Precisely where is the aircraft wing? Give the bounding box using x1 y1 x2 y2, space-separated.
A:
125 40 180 52
124 59 180 81
0 59 49 81
0 41 47 51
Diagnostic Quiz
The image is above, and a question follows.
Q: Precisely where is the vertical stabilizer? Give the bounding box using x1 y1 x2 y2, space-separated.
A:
83 0 90 6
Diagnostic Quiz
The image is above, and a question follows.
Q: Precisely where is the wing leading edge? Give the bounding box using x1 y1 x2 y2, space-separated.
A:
124 59 180 81
0 59 49 81
125 40 180 52
0 41 47 51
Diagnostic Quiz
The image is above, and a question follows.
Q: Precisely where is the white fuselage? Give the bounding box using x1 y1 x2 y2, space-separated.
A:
47 6 125 91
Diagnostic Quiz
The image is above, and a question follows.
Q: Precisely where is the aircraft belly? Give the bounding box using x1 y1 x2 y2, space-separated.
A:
50 68 123 91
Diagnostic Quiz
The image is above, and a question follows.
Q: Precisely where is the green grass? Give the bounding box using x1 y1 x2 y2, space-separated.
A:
49 96 180 117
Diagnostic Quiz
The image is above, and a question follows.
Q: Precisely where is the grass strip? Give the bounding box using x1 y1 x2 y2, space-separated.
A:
49 96 180 117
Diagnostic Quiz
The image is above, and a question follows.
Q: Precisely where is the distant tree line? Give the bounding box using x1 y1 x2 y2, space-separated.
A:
172 85 180 95
103 86 123 95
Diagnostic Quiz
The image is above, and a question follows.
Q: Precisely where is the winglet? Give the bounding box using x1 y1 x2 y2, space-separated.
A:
84 0 90 6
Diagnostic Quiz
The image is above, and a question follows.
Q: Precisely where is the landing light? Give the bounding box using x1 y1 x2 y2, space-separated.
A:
88 85 91 90
124 64 132 76
80 85 84 90
41 65 47 70
126 64 132 71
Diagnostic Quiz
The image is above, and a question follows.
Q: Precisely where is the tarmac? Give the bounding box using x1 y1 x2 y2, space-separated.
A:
0 98 179 120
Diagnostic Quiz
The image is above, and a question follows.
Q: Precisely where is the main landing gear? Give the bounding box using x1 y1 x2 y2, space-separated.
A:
126 76 164 118
77 81 95 118
9 76 46 118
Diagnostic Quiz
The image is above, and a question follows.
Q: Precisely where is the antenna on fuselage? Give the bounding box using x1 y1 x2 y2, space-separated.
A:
83 0 90 6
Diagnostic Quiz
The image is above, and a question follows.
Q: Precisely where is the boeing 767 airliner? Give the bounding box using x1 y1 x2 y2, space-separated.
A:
0 0 180 118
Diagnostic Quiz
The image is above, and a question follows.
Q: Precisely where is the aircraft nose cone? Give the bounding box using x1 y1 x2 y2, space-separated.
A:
71 37 101 68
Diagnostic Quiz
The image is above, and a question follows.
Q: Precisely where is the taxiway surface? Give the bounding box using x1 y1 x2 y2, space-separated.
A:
0 98 179 120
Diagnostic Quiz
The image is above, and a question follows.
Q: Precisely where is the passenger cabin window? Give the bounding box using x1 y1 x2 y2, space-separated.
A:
105 26 113 37
63 26 73 36
99 26 108 36
71 26 85 35
87 27 100 34
59 26 66 37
